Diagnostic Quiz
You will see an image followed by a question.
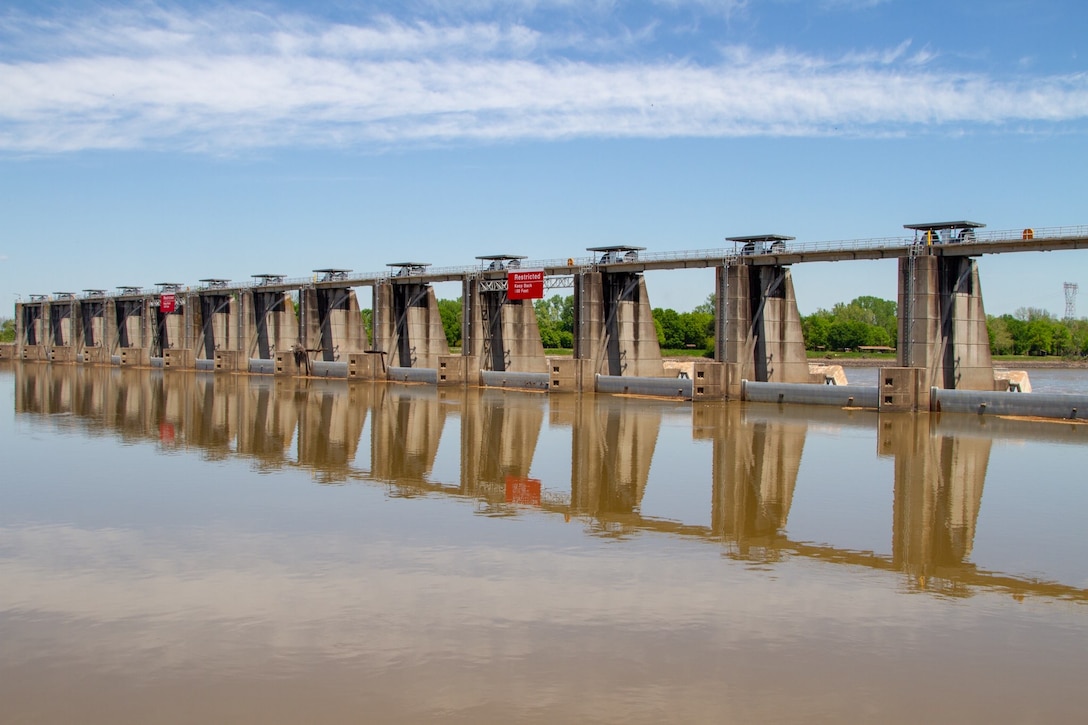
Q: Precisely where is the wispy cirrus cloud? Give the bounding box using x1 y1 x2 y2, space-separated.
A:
0 5 1086 154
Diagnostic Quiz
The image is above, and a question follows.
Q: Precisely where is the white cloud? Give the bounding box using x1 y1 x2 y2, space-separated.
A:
0 6 1086 153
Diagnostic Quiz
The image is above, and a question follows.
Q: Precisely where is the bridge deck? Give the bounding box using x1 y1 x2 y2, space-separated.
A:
27 225 1088 301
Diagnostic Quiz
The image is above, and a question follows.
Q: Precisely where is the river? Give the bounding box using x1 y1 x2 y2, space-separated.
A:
1 362 1086 724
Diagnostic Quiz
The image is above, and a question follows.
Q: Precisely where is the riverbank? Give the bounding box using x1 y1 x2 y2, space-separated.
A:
808 355 1088 369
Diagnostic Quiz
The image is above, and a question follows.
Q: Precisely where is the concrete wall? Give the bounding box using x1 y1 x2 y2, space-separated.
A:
897 255 994 390
373 281 448 369
717 263 810 384
573 271 664 377
877 367 929 413
462 278 547 374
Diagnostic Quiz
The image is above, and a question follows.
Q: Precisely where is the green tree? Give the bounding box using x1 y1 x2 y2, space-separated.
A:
1024 318 1055 355
437 298 462 347
830 296 897 346
653 307 683 348
986 315 1015 355
826 319 871 351
651 307 713 350
852 295 897 345
0 318 14 343
1069 319 1088 356
688 309 714 351
1052 323 1074 356
693 294 715 316
534 295 574 349
802 310 834 349
360 309 373 341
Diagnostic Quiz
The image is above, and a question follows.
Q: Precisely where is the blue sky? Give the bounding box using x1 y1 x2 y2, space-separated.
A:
2 0 1087 317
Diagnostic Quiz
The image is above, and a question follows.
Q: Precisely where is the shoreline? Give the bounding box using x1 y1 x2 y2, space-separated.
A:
809 356 1088 369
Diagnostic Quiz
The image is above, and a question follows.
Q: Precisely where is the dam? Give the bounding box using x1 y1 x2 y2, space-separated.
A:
4 220 1087 419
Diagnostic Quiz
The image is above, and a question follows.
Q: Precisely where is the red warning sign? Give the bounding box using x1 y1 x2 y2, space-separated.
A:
507 270 544 300
160 293 176 314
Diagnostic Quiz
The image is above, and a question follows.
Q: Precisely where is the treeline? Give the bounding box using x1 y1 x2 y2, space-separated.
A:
801 298 1088 357
535 295 717 352
801 296 898 351
422 296 718 352
5 297 1086 357
321 298 1088 358
987 308 1088 356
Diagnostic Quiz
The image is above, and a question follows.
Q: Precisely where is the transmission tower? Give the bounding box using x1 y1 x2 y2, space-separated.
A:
1064 282 1079 319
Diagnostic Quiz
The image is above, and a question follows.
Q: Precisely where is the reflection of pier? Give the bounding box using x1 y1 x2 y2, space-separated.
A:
11 365 1087 602
884 414 989 592
297 380 369 480
558 395 662 517
236 378 299 470
459 388 544 496
369 386 447 484
699 405 805 556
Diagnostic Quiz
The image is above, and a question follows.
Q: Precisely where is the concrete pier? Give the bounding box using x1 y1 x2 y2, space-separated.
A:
573 248 664 378
16 297 47 360
463 257 548 376
192 281 238 368
151 284 187 359
898 254 994 390
111 288 151 366
78 290 110 362
717 260 810 391
46 293 78 362
372 265 448 369
240 276 300 366
300 270 370 370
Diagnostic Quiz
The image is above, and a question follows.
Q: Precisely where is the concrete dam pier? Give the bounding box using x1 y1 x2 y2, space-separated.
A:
4 221 1088 419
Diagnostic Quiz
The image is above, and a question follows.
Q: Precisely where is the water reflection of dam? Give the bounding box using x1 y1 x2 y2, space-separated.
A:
12 363 1087 602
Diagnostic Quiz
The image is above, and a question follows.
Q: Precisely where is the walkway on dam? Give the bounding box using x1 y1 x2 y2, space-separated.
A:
73 223 1085 296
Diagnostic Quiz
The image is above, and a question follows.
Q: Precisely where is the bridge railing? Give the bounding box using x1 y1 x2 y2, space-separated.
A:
975 225 1088 243
51 225 1088 302
789 236 912 254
